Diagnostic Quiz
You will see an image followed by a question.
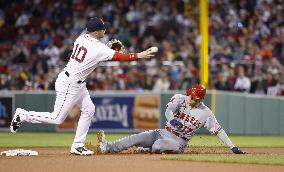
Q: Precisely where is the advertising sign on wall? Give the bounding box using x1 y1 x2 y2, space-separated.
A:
90 96 135 129
0 97 13 128
90 95 160 130
58 95 160 130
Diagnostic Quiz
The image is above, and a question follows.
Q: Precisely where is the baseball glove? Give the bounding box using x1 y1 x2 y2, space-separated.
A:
107 39 125 52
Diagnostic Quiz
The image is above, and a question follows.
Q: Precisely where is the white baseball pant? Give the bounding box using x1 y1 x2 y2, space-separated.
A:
21 71 95 148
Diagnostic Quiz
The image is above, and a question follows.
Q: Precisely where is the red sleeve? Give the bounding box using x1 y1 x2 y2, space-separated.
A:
112 52 138 61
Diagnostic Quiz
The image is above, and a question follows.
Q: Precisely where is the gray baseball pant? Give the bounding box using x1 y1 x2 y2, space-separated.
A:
105 129 187 153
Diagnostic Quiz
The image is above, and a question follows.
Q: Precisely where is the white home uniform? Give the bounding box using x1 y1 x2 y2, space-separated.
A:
100 94 235 153
16 34 115 149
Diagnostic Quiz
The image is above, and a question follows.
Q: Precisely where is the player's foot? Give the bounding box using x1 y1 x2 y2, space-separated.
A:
136 147 151 153
10 108 25 133
97 130 107 153
70 146 94 155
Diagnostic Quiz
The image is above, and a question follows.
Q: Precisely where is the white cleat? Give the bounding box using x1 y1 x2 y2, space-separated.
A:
97 130 107 153
70 146 94 155
136 147 151 153
10 108 24 133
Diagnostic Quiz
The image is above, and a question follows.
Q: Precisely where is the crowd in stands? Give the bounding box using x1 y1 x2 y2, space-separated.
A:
0 0 283 96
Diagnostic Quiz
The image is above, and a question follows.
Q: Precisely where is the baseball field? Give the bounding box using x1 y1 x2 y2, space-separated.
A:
0 132 284 172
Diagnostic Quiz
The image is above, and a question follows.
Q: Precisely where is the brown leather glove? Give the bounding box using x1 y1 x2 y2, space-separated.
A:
107 39 125 53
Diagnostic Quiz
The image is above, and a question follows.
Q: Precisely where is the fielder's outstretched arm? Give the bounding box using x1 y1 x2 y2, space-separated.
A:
106 39 157 61
112 47 157 61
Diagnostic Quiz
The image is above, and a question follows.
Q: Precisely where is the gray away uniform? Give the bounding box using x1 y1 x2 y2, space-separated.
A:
103 94 235 153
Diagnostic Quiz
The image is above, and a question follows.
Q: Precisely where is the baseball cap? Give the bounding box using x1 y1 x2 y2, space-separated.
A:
86 17 111 32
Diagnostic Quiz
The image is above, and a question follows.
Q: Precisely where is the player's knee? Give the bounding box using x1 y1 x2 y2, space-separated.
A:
151 144 162 153
82 104 95 118
152 140 182 154
87 104 96 116
90 104 96 114
49 112 65 124
152 144 181 154
54 118 64 124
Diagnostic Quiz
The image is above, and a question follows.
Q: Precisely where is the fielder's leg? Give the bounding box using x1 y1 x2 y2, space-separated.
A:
71 86 95 155
10 78 80 132
98 130 158 153
20 89 77 123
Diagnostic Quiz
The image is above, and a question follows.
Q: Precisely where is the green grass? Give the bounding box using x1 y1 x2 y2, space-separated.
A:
0 132 129 147
162 154 284 166
190 135 284 148
2 132 283 166
1 132 284 148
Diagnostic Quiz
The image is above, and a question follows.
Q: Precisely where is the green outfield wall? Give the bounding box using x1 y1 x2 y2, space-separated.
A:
215 92 284 135
3 91 284 135
14 93 56 132
161 91 284 135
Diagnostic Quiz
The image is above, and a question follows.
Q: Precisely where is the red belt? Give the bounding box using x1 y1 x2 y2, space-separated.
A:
165 126 188 141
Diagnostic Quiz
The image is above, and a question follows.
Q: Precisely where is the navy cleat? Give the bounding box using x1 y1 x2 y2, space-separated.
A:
10 108 24 133
70 146 94 155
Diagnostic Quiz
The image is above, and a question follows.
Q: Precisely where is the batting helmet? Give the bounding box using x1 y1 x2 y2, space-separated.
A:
186 84 206 100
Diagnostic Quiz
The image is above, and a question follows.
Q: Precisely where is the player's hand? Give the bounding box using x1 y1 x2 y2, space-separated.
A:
231 147 247 154
138 47 158 59
170 119 183 130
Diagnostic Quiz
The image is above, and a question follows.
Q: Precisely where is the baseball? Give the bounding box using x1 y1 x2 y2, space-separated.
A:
150 47 158 53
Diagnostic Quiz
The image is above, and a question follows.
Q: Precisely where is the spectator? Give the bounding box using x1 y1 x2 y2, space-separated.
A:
153 72 170 92
15 10 30 27
234 66 251 92
0 0 282 97
263 72 278 94
43 41 60 67
214 73 230 91
250 66 266 94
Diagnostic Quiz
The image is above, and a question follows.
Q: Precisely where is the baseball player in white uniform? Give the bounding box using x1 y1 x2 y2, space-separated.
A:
97 84 246 154
10 17 158 155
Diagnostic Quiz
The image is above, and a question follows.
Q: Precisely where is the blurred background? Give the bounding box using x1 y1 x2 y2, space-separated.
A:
0 0 283 135
0 0 283 95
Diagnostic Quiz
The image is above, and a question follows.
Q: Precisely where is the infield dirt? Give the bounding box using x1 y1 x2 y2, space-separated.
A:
0 148 283 172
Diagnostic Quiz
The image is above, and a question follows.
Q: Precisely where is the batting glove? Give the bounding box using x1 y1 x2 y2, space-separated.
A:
170 119 183 129
231 147 247 154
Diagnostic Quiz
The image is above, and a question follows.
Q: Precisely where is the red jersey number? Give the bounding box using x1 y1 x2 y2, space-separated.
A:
71 44 87 63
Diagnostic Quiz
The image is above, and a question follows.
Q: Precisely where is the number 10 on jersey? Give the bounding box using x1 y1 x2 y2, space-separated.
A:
70 44 87 63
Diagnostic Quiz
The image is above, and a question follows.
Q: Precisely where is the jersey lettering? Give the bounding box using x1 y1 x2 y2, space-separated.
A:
174 112 202 128
71 44 87 63
179 126 193 134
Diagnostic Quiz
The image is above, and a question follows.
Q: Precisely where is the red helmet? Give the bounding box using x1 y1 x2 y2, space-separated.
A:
186 84 206 100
